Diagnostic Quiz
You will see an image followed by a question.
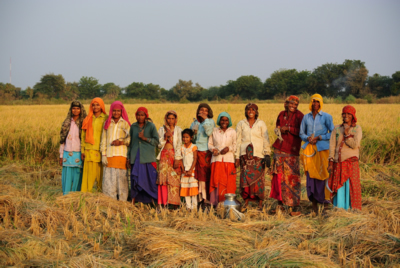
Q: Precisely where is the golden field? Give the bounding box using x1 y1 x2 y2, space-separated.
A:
0 103 400 267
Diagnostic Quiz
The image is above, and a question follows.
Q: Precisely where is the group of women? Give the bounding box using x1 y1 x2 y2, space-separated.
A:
59 94 363 215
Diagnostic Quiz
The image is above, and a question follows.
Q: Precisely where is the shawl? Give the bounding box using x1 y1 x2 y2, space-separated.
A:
59 100 87 144
309 94 323 112
104 101 131 130
216 112 232 128
81 98 107 145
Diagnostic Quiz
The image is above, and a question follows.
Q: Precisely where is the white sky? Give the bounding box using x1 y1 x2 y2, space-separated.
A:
1 0 399 90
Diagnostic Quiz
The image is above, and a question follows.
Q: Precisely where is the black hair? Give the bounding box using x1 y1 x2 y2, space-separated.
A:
182 128 194 138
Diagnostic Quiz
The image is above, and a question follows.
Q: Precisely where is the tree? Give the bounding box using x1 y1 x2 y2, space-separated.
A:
62 82 80 100
0 83 22 102
125 82 146 99
262 69 311 99
367 74 392 98
102 83 121 99
391 71 400 95
33 73 66 98
25 86 34 99
343 67 369 98
78 76 101 99
170 80 205 102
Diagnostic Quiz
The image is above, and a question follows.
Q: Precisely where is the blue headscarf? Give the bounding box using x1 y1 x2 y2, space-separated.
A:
217 112 232 128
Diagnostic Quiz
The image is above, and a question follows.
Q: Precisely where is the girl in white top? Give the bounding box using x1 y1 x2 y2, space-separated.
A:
208 112 237 207
156 110 183 209
180 128 199 210
235 103 271 210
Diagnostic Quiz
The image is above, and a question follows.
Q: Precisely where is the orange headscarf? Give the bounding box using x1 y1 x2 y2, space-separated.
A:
82 98 107 145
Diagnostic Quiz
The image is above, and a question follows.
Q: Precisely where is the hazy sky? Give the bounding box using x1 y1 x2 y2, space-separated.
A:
1 0 399 90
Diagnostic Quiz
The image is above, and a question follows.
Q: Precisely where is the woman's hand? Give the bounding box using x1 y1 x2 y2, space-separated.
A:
111 140 123 146
81 153 85 161
59 158 63 166
126 160 131 170
139 129 147 141
185 169 193 177
343 124 350 136
165 129 172 139
173 160 181 169
212 149 219 156
281 126 289 133
220 147 229 155
328 162 333 173
235 159 240 168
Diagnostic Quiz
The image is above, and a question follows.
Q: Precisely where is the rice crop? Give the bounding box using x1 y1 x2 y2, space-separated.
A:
1 103 400 267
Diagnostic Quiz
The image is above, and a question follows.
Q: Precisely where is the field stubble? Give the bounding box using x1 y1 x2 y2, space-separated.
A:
0 103 400 267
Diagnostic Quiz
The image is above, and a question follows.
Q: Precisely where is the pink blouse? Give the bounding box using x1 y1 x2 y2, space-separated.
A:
59 119 81 158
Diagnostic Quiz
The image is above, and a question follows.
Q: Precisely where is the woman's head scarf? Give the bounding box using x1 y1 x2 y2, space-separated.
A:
342 105 357 127
164 110 178 130
135 106 153 122
60 100 87 144
196 103 213 122
217 112 232 128
82 98 107 145
245 103 259 119
104 101 131 130
309 94 323 112
288 95 300 104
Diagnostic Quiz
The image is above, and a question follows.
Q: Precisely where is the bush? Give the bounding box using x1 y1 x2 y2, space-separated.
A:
179 97 190 103
334 96 343 103
344 94 356 103
355 98 368 104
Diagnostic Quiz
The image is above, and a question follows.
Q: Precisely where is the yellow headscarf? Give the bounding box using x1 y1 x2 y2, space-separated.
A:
309 94 323 112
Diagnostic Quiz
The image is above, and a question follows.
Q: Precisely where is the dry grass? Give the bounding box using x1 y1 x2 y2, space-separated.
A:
0 161 399 267
1 103 400 267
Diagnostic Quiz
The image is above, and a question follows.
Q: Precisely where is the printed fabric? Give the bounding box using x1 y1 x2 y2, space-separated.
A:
157 148 182 205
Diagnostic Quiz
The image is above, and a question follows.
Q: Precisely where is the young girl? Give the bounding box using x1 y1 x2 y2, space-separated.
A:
157 110 183 209
59 101 87 195
81 98 107 192
180 129 198 210
190 103 215 207
127 107 159 204
100 101 131 201
208 112 237 207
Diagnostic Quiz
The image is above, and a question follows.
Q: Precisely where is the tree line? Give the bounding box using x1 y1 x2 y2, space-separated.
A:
1 59 400 103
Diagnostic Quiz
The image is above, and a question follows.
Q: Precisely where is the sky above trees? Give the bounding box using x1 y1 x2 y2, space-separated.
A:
0 0 399 90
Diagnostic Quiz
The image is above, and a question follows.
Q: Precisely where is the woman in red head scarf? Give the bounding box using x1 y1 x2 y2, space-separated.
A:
270 96 304 216
327 105 363 210
81 98 107 192
127 107 160 204
100 101 131 201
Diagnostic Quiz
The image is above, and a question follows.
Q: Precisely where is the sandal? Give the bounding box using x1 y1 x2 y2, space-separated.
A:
290 211 302 217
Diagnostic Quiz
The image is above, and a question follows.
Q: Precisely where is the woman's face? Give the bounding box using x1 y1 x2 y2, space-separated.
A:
219 116 229 129
198 107 209 117
71 107 81 116
136 111 146 123
312 99 320 111
182 133 191 145
342 113 353 124
92 102 101 114
288 101 298 113
112 109 122 120
166 114 176 127
246 107 256 119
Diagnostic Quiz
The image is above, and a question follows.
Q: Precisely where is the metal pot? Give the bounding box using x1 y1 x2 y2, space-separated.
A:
223 194 240 210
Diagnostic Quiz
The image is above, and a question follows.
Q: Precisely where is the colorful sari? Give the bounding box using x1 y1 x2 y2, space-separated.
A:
157 148 182 205
240 144 266 201
270 149 301 206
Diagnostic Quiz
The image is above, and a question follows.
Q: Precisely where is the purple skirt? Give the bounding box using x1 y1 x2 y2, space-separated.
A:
130 150 158 204
306 172 330 204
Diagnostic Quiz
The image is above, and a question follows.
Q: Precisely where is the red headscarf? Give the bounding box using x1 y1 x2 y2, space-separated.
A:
104 101 131 130
342 105 357 126
245 103 259 119
136 107 149 119
82 98 107 145
288 95 300 104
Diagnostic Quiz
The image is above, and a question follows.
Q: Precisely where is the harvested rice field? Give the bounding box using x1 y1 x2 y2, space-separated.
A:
0 103 400 267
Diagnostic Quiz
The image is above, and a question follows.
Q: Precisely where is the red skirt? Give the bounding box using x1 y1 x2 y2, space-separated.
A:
210 161 237 204
328 157 361 210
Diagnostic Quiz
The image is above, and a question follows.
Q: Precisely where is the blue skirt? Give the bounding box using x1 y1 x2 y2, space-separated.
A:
130 150 158 204
62 151 82 195
333 178 351 209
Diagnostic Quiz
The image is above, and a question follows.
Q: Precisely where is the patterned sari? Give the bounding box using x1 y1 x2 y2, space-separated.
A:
270 149 301 206
157 148 182 205
240 144 266 201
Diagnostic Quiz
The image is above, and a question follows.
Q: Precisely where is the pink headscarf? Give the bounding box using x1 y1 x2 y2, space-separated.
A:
104 101 131 130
